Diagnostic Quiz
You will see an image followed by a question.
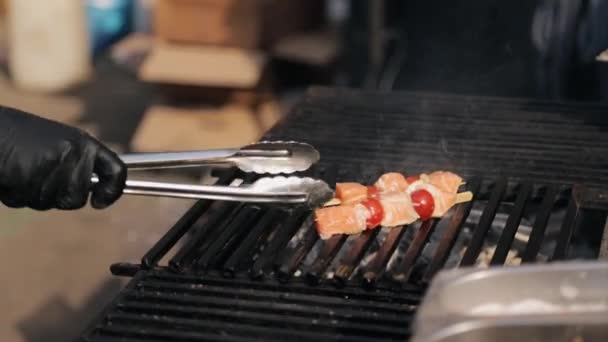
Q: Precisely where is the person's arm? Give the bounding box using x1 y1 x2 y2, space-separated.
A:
0 106 126 210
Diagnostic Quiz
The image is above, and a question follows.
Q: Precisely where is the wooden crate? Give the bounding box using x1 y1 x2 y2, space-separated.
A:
154 0 324 49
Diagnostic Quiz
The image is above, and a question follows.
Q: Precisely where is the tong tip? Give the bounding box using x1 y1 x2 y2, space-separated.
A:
235 141 321 174
251 176 334 208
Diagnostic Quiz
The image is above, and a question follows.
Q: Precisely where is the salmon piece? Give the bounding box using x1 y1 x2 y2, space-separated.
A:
315 203 368 240
378 193 419 227
374 172 409 193
427 171 463 194
428 187 457 217
426 171 463 216
335 182 368 204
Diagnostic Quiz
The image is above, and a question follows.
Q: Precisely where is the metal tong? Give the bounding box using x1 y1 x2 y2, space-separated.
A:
91 141 334 208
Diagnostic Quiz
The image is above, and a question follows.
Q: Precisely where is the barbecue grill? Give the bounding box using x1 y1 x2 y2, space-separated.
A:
80 88 608 341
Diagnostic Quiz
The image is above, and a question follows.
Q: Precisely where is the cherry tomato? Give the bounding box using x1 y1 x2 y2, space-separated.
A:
367 186 380 198
410 189 435 220
361 198 384 229
406 176 420 184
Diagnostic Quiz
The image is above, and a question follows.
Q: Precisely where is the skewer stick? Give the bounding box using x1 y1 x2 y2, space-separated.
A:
455 191 473 204
323 190 474 208
322 198 342 207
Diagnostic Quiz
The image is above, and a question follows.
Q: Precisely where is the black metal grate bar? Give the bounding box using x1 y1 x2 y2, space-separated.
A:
552 195 581 260
140 171 236 268
97 322 261 342
222 208 283 278
276 220 319 283
195 206 262 272
113 302 409 338
102 313 405 342
490 182 533 265
576 186 608 211
521 186 560 263
250 209 309 278
110 262 141 277
191 204 253 262
122 291 410 324
361 226 408 286
391 220 438 284
305 236 348 284
168 202 241 272
460 178 508 266
136 276 420 307
333 229 382 285
86 333 158 342
424 177 482 281
294 165 340 281
134 283 416 312
331 168 389 285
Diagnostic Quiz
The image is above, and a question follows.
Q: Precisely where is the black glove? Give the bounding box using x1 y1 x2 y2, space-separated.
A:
0 106 127 210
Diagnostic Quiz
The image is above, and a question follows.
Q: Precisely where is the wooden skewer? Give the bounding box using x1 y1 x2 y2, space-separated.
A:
322 190 474 208
322 198 342 207
320 173 471 208
455 191 473 204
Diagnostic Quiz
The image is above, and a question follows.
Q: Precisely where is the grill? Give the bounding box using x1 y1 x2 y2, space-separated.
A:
81 88 608 341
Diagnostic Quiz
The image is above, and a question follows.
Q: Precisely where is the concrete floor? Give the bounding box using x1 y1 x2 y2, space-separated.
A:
0 61 196 342
0 195 194 342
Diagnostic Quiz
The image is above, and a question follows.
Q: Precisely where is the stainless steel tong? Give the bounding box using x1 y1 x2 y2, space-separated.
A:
91 141 333 208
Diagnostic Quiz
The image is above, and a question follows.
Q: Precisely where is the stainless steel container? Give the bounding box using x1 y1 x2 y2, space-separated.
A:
412 261 608 342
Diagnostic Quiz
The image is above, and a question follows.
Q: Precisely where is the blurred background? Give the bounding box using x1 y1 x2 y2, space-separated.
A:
0 1 606 341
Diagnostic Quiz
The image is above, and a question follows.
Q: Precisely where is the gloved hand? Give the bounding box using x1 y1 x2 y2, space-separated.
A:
0 106 127 210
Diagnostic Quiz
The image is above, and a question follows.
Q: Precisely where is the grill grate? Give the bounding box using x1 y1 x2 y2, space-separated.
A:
107 170 604 287
83 272 420 342
264 88 608 188
82 171 608 341
82 89 608 341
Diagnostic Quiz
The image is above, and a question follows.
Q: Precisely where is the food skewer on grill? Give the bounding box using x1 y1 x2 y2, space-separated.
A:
315 171 473 239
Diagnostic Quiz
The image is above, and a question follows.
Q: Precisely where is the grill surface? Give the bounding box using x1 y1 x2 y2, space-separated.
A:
265 88 608 187
83 272 420 342
82 89 608 341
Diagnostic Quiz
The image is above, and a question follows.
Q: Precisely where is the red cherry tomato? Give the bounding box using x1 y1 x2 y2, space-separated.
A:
367 186 380 198
361 198 384 229
406 176 420 184
410 189 435 220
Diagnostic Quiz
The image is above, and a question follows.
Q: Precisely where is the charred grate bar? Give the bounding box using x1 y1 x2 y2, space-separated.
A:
82 272 420 342
83 89 608 341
